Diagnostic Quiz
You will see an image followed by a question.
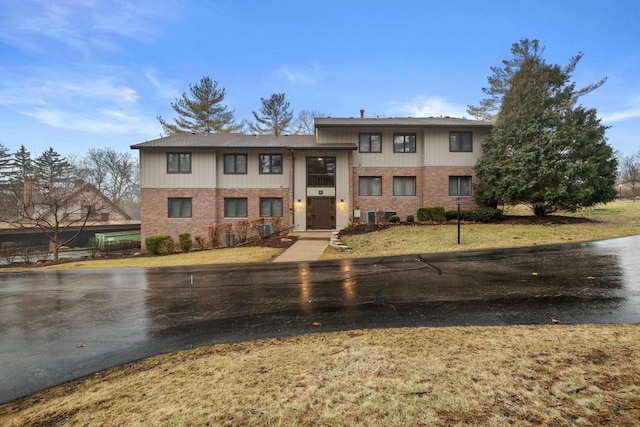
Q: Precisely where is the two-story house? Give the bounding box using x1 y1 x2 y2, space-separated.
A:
131 115 492 246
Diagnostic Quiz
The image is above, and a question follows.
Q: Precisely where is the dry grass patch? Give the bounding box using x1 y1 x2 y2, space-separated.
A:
6 246 283 271
324 201 640 259
2 324 639 426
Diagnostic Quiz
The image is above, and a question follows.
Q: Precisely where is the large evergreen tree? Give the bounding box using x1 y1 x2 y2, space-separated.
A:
467 38 606 120
474 40 617 215
157 76 237 134
250 93 293 136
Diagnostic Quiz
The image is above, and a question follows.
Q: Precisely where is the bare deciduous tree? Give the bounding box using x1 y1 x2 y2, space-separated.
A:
619 151 640 201
292 109 329 135
75 147 139 208
5 148 110 261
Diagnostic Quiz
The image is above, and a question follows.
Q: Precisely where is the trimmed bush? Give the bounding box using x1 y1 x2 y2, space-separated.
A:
469 207 503 223
446 208 503 223
179 233 193 252
145 235 174 255
406 214 415 223
417 206 446 222
389 215 400 223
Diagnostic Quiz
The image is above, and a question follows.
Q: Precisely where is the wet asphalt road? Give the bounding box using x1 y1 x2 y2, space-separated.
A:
1 236 639 403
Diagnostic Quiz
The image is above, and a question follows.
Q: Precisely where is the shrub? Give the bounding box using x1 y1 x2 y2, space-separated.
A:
179 233 193 252
194 236 205 250
417 206 446 222
469 207 503 223
406 214 415 223
389 215 400 223
446 208 502 223
145 235 174 255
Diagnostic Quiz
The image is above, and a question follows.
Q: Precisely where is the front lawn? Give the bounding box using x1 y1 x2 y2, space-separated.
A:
323 201 640 259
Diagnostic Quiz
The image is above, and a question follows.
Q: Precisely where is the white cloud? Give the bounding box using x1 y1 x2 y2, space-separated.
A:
386 95 468 118
600 96 640 123
276 65 320 86
23 108 158 135
0 0 180 54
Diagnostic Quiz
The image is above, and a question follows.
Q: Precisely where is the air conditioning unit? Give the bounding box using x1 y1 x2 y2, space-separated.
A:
256 223 274 238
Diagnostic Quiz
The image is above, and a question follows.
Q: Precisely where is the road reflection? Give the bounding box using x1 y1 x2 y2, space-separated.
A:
1 236 639 403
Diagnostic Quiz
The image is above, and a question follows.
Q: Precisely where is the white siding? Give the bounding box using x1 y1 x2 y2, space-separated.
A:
217 148 289 189
423 128 489 166
139 149 216 189
319 127 423 167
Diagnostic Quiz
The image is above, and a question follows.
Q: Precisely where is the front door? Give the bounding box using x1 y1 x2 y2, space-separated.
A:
307 197 335 229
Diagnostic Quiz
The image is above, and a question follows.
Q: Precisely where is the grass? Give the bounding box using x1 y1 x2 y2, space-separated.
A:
1 324 639 426
323 200 640 259
2 201 637 271
2 201 639 425
6 246 283 271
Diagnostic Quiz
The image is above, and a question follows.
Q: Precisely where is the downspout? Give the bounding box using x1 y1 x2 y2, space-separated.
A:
290 148 295 230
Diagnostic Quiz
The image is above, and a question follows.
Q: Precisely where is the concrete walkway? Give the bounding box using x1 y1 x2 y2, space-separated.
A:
273 231 334 262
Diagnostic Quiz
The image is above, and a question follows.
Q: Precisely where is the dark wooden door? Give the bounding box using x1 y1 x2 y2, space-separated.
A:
308 197 334 229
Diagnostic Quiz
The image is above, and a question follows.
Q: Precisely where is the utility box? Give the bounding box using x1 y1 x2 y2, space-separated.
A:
95 231 141 250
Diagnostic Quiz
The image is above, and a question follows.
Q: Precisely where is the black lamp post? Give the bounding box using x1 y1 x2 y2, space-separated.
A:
457 197 461 244
619 184 622 201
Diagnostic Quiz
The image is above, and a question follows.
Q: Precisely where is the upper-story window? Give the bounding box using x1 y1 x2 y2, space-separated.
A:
306 157 336 187
450 132 473 152
167 153 191 173
259 154 283 174
393 133 416 153
359 133 382 153
224 154 247 174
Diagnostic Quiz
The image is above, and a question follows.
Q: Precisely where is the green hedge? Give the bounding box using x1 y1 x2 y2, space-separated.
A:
445 207 503 223
179 233 193 252
145 235 175 255
389 215 400 223
417 206 446 222
406 214 415 223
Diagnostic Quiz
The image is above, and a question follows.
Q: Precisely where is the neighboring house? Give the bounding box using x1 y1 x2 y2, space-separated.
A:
21 179 132 225
131 115 492 246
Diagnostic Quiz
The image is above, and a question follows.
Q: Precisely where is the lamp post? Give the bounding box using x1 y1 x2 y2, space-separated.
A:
619 184 622 201
457 197 461 245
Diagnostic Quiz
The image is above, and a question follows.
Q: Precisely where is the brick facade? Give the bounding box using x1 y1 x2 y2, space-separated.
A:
140 187 294 249
351 165 478 222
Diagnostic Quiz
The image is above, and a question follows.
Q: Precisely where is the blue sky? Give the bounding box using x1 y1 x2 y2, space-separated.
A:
1 0 638 159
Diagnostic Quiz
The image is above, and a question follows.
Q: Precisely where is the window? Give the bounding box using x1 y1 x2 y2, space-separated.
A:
224 154 247 174
259 154 283 174
393 133 416 153
168 198 192 218
450 132 473 152
359 176 382 196
449 176 472 196
359 133 382 153
167 153 191 173
306 157 336 187
393 176 416 196
224 198 247 217
260 198 283 217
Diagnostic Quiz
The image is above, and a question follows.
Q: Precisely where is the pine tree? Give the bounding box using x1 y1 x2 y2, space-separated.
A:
157 76 237 134
250 93 293 136
467 38 606 120
474 42 617 215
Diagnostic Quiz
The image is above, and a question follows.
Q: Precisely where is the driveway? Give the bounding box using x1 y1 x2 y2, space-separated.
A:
1 235 638 403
